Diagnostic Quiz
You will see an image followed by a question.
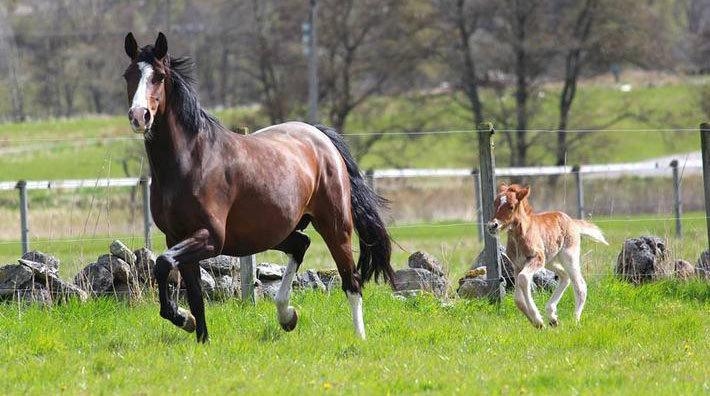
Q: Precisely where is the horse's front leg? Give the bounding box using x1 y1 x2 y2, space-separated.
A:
155 229 218 343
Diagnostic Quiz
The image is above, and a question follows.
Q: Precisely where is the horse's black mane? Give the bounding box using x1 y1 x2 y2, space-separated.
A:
137 46 223 135
167 56 223 135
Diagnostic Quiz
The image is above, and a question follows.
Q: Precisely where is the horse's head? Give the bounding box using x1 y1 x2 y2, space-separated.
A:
486 183 530 235
123 32 169 134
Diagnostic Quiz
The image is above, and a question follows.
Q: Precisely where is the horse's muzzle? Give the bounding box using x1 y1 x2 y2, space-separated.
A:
128 107 153 133
486 220 501 235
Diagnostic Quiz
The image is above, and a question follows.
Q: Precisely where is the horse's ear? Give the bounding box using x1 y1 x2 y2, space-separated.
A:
125 32 138 59
154 32 168 60
497 183 508 193
516 186 530 201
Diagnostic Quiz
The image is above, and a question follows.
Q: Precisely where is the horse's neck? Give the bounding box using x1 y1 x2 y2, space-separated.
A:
145 111 202 182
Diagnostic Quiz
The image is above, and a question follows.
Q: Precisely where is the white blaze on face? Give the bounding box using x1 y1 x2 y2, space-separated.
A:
497 194 508 211
131 62 153 110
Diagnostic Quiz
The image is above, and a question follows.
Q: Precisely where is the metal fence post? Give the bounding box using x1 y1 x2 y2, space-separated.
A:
471 169 483 243
573 165 584 219
140 176 152 250
670 159 682 238
16 180 29 254
240 255 256 304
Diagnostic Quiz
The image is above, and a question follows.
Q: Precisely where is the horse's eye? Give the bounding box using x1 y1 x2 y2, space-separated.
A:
153 73 165 83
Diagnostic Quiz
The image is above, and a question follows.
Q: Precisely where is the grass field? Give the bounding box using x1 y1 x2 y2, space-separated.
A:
0 215 708 394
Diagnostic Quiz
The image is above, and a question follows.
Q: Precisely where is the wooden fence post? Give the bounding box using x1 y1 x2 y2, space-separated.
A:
573 165 584 219
240 255 256 304
140 176 152 250
471 169 483 243
700 123 710 251
477 124 502 302
16 180 29 254
670 159 682 238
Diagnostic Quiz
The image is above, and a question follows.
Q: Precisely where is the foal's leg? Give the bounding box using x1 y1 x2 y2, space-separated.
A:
273 231 311 331
562 245 587 323
545 262 570 327
155 229 217 343
515 261 545 328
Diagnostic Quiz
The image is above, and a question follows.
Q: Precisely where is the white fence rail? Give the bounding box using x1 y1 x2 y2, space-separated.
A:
0 158 697 252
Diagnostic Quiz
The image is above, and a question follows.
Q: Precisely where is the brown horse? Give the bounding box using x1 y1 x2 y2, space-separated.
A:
486 184 608 328
123 32 394 342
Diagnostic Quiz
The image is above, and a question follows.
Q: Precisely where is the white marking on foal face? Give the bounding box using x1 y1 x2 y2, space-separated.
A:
497 194 508 211
130 62 153 110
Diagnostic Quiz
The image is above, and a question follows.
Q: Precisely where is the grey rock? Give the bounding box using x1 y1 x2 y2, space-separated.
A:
296 269 326 291
532 269 558 292
616 236 669 284
200 267 216 297
212 275 239 300
75 255 140 299
697 251 710 280
408 251 445 277
674 260 695 280
1 261 87 304
393 267 448 297
317 269 342 292
471 245 516 289
200 255 239 277
133 247 156 286
457 277 492 299
0 264 34 298
257 263 285 280
110 240 137 265
257 279 281 300
20 251 59 276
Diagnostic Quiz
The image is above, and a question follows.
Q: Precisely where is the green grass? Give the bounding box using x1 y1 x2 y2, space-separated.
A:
0 279 706 394
1 214 708 394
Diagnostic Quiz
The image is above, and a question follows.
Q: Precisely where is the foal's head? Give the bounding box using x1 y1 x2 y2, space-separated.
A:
486 183 530 235
123 32 169 134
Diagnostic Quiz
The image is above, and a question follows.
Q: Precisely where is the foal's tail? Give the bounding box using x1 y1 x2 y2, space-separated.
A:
575 220 609 245
313 124 395 288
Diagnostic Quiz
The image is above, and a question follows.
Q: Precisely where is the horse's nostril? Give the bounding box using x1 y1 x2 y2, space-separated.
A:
144 111 151 123
132 119 140 128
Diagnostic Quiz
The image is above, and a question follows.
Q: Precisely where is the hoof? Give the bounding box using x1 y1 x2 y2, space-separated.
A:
549 318 559 328
178 308 196 333
279 308 298 332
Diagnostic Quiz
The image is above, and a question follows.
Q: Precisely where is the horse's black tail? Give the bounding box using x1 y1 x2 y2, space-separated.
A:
313 124 395 288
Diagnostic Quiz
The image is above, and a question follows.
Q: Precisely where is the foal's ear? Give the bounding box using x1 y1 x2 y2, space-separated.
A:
125 32 138 59
516 186 530 201
154 32 168 60
497 183 508 193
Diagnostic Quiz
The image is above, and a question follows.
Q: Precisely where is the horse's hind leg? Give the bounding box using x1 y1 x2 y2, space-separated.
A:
545 262 570 327
273 231 311 331
312 221 365 339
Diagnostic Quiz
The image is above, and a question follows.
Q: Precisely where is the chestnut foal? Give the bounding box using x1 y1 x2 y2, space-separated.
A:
486 184 608 328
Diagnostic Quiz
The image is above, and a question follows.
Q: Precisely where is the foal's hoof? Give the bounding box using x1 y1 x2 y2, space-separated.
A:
280 309 298 332
178 308 196 333
549 318 559 328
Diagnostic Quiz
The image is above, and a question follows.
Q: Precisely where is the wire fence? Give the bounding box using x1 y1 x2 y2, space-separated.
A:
0 126 707 286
